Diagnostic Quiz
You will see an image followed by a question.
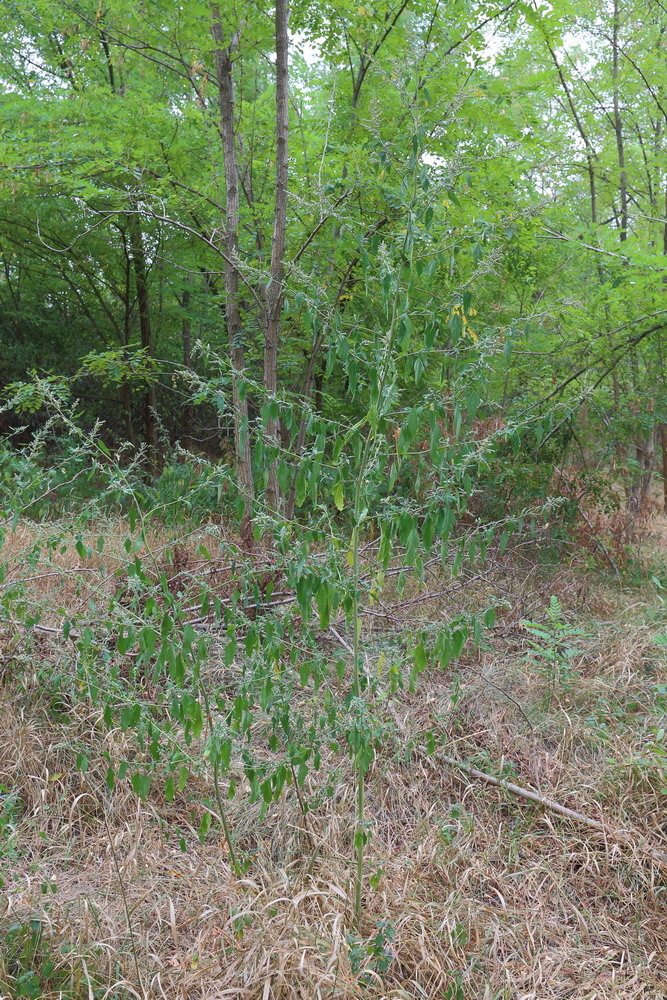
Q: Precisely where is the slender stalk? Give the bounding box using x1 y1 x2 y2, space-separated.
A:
103 810 145 997
351 517 364 925
289 761 316 848
200 680 240 875
353 714 365 922
212 754 240 875
350 225 410 927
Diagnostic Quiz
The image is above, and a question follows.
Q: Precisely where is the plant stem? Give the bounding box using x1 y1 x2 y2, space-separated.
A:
289 761 316 848
200 680 240 876
212 754 240 876
103 809 145 997
354 728 365 922
351 519 364 927
350 226 410 928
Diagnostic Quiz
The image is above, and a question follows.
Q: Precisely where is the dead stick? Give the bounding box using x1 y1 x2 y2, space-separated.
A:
440 752 667 870
388 705 667 871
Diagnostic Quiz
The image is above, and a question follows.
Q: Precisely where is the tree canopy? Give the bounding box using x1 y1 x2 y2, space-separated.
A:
0 0 663 522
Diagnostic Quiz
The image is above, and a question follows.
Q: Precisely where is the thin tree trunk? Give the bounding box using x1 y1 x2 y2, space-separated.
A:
660 426 667 514
660 183 667 515
127 213 158 468
611 372 627 471
120 378 136 450
181 280 194 450
663 186 667 514
611 4 652 513
627 345 652 514
263 0 290 514
314 366 323 415
102 30 137 453
612 0 628 245
121 255 137 450
211 5 255 531
631 427 656 517
545 40 597 226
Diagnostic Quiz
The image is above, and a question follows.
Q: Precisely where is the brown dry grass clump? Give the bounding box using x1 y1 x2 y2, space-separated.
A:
1 516 667 998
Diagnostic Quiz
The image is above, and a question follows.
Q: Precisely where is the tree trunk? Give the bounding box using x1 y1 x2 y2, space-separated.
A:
612 0 628 245
663 187 667 514
629 427 655 518
211 5 255 531
121 256 137 450
181 281 194 450
611 5 654 514
660 425 667 514
263 0 290 515
545 40 598 226
127 213 159 469
120 377 136 450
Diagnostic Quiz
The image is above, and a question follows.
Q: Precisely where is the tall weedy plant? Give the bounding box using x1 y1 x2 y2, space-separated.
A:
0 114 533 942
271 122 506 923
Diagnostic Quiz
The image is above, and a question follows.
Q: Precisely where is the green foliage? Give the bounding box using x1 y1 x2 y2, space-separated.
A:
521 597 588 703
3 376 70 415
0 918 110 1000
141 461 240 524
78 349 157 387
0 785 20 860
346 919 396 983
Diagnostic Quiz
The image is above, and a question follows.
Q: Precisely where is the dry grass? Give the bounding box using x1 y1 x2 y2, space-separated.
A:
2 515 667 999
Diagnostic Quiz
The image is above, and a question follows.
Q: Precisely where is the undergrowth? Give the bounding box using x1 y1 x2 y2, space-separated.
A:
1 495 667 998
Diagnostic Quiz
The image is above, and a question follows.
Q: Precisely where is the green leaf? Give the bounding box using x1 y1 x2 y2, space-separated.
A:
131 773 151 801
198 811 212 843
332 479 344 511
413 642 428 673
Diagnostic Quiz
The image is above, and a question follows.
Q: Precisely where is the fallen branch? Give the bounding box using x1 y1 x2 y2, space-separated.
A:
387 705 667 871
440 751 667 872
